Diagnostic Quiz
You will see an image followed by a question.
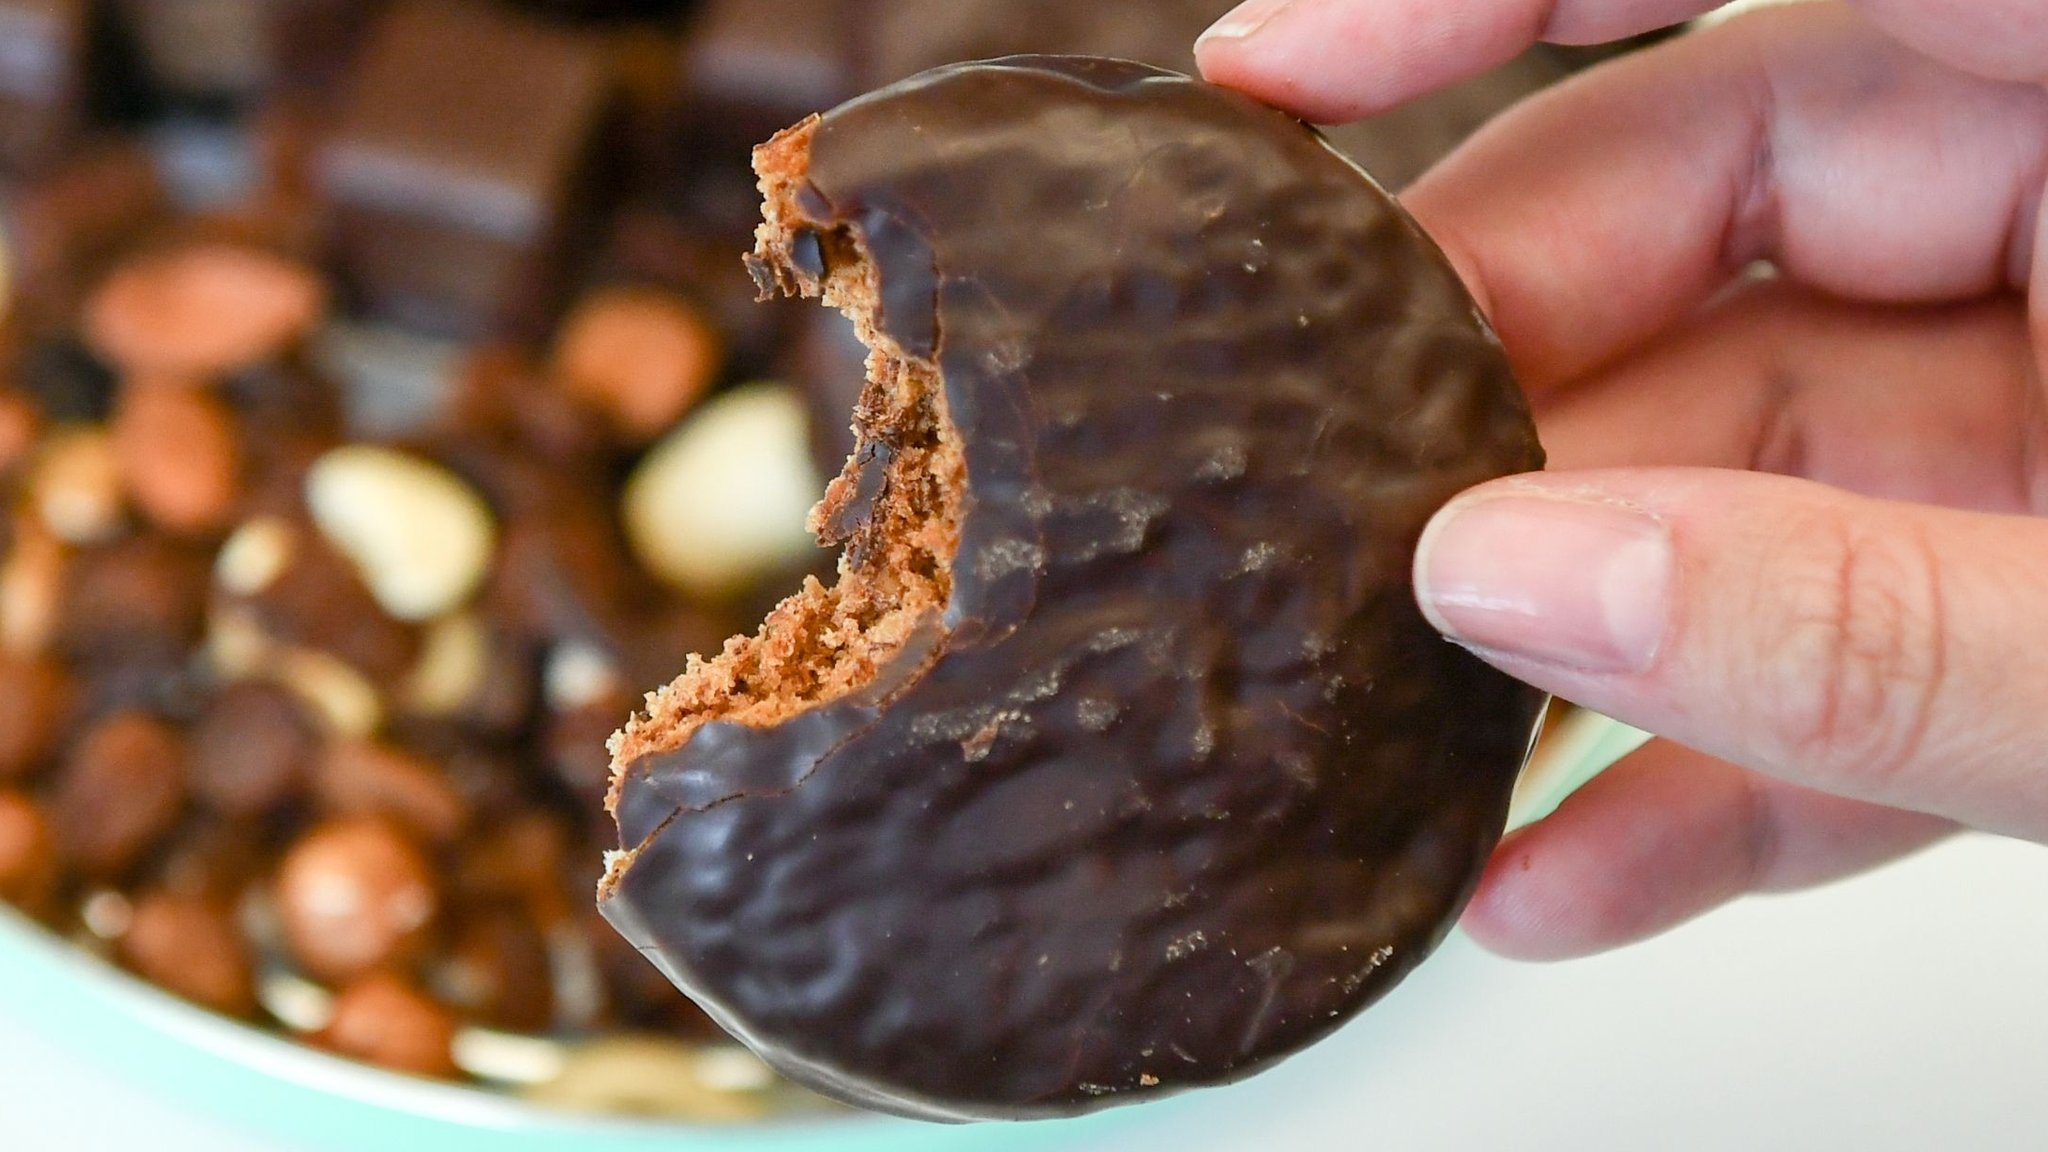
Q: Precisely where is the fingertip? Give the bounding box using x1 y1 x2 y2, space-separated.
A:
1460 828 1591 961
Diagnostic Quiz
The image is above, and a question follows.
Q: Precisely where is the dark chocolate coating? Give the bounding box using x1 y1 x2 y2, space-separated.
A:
603 57 1547 1121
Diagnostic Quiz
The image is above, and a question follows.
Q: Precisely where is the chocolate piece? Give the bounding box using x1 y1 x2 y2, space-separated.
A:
432 903 553 1032
3 141 168 333
314 740 469 845
114 0 370 105
58 535 211 671
601 59 1546 1120
677 0 857 157
54 710 188 878
316 0 615 337
189 681 317 817
0 0 87 171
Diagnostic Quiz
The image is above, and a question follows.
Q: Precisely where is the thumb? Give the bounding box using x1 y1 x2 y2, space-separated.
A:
1413 468 2048 839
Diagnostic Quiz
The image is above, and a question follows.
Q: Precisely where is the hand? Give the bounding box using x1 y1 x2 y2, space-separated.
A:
1198 1 2048 960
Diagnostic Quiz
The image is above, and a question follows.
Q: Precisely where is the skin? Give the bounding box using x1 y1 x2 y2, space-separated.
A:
1196 1 2048 960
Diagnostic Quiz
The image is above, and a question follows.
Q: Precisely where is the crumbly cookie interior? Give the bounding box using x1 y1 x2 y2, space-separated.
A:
603 118 966 827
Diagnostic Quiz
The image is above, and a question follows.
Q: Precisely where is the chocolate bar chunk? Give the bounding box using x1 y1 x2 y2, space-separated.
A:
0 0 88 171
676 0 857 157
316 0 615 337
114 0 373 105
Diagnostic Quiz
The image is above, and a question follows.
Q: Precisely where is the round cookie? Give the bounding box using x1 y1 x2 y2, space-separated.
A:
601 56 1547 1121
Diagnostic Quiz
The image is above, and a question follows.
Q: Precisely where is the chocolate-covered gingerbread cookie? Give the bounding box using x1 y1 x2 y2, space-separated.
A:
601 56 1547 1121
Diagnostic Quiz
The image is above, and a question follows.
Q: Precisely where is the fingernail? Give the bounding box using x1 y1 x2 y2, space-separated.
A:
1415 489 1673 674
1196 0 1299 47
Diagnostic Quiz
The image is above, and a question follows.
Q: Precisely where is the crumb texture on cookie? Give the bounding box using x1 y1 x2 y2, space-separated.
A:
605 119 966 816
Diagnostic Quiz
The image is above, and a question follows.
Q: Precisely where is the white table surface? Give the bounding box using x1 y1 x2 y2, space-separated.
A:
3 832 2045 1151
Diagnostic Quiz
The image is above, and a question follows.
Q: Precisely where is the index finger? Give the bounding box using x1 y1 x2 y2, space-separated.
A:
1403 6 2048 390
1195 0 2048 123
1197 0 1716 123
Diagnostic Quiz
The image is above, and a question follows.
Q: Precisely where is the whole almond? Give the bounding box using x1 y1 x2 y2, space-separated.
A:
84 243 325 376
113 382 241 534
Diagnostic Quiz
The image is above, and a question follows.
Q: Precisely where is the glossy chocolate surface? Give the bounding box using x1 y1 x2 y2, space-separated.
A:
603 58 1547 1120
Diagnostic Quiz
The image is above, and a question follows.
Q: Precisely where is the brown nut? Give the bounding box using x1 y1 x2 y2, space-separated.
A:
552 286 722 442
274 816 437 982
83 243 325 377
0 653 73 780
432 905 553 1033
0 790 58 913
118 890 257 1017
53 711 188 878
318 973 460 1079
58 535 210 666
112 381 241 535
314 741 467 846
189 681 318 818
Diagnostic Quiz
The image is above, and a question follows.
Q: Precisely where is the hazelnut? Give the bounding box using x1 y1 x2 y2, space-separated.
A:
112 381 241 535
552 286 721 442
318 973 460 1079
83 243 325 376
0 790 57 913
0 653 72 780
31 427 124 545
118 891 256 1017
53 711 188 878
304 445 496 622
189 681 318 818
274 816 437 982
315 741 467 845
621 383 821 600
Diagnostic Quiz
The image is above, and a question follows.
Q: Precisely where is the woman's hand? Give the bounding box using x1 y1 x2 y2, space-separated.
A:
1199 1 2048 959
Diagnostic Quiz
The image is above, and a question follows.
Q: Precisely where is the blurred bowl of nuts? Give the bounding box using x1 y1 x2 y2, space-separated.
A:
0 0 1641 1140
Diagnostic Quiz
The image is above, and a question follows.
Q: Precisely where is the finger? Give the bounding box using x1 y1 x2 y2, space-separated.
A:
1464 738 1953 960
1847 0 2048 84
1413 468 2048 839
1196 0 1718 122
1195 0 2048 121
1536 283 2042 515
1405 5 2048 390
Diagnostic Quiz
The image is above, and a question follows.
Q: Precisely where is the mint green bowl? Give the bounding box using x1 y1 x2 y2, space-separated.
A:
0 901 1143 1151
0 712 1642 1150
